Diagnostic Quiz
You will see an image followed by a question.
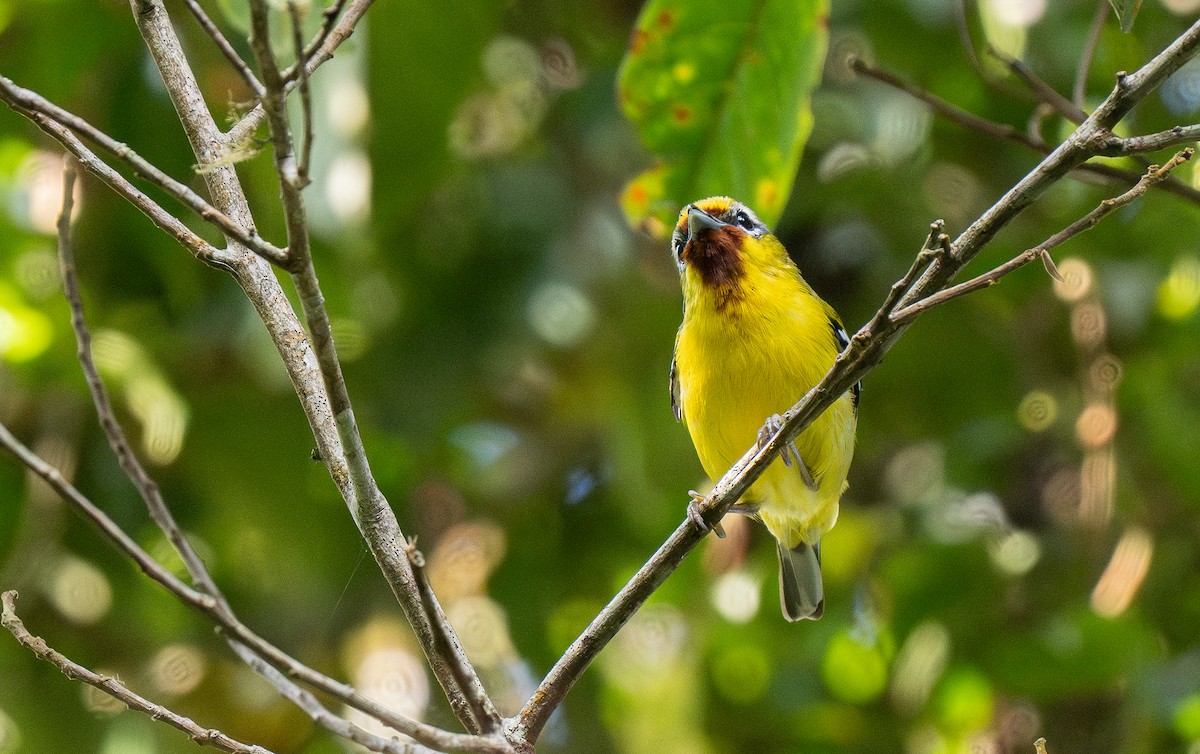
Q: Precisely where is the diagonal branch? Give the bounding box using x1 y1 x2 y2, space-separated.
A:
223 641 441 754
0 75 287 266
245 0 500 735
15 109 225 266
1075 0 1110 109
56 163 227 604
891 148 1194 323
2 591 273 754
0 421 512 754
512 16 1200 746
181 0 265 95
849 55 1200 206
1097 124 1200 156
226 0 373 148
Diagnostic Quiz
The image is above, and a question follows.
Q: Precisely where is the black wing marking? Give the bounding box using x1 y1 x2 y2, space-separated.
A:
669 351 682 422
830 318 861 411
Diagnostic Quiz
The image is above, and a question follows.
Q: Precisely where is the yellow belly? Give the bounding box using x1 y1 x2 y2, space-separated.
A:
676 291 856 548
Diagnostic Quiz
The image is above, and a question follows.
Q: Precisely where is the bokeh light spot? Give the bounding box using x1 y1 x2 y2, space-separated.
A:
709 570 761 624
1174 693 1200 741
1075 403 1117 449
823 629 889 704
1017 390 1057 432
1157 255 1200 320
1162 0 1200 13
1070 302 1108 348
985 0 1045 26
890 621 950 715
1053 257 1093 302
46 555 112 626
148 644 206 697
0 708 20 754
527 281 596 348
0 295 52 363
988 530 1041 575
325 150 372 224
1161 58 1200 115
1091 527 1153 618
935 667 995 734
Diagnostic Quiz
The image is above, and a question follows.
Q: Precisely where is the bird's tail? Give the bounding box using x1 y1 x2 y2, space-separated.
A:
777 539 824 621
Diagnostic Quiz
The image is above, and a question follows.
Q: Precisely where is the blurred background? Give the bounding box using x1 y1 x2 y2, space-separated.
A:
2 0 1200 752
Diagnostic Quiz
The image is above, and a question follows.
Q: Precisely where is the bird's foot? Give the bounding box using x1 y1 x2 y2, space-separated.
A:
758 414 818 492
687 489 725 538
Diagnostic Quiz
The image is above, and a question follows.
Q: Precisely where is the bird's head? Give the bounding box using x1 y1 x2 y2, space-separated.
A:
671 197 787 303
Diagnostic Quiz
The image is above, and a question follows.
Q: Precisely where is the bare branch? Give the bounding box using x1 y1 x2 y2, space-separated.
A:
0 420 508 753
407 544 504 735
0 75 288 266
56 163 227 604
1097 123 1200 156
1 591 273 754
849 54 1200 206
224 642 442 754
23 110 226 266
0 423 215 609
245 0 498 733
287 1 314 185
850 54 1041 149
891 149 1194 323
1075 0 1110 109
226 0 373 148
181 0 265 95
988 46 1088 123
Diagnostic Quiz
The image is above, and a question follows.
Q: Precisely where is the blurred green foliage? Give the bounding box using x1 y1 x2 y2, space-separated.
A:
1 1 1200 753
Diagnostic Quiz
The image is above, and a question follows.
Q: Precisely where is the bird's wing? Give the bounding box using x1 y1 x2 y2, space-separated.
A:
670 330 683 423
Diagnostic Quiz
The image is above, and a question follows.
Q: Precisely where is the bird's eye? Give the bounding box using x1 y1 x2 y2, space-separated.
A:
734 211 755 231
672 236 685 258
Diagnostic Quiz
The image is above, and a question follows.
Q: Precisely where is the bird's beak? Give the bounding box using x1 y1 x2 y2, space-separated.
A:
687 207 726 239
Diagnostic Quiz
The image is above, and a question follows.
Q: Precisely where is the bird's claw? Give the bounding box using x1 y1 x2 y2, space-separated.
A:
758 414 818 492
687 489 725 538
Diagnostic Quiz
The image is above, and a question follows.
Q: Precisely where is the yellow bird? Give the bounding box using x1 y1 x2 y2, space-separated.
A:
670 196 858 621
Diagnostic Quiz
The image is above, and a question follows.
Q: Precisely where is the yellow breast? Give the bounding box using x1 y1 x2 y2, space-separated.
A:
675 243 856 547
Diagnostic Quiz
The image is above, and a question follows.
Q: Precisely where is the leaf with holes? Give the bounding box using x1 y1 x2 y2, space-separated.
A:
617 0 830 237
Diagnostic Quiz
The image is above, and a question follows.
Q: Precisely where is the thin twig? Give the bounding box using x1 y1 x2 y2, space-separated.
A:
290 0 351 82
180 0 265 95
988 45 1088 122
1075 0 1110 109
247 0 499 734
0 423 215 609
850 55 1041 149
287 1 314 186
0 421 511 754
0 75 287 266
408 543 505 734
24 111 226 266
224 642 440 754
1097 123 1200 155
2 591 273 754
891 149 1194 323
56 163 227 605
227 0 372 148
850 55 1200 206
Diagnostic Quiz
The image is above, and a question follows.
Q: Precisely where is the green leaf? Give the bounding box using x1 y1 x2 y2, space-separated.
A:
617 0 830 237
1110 0 1144 33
